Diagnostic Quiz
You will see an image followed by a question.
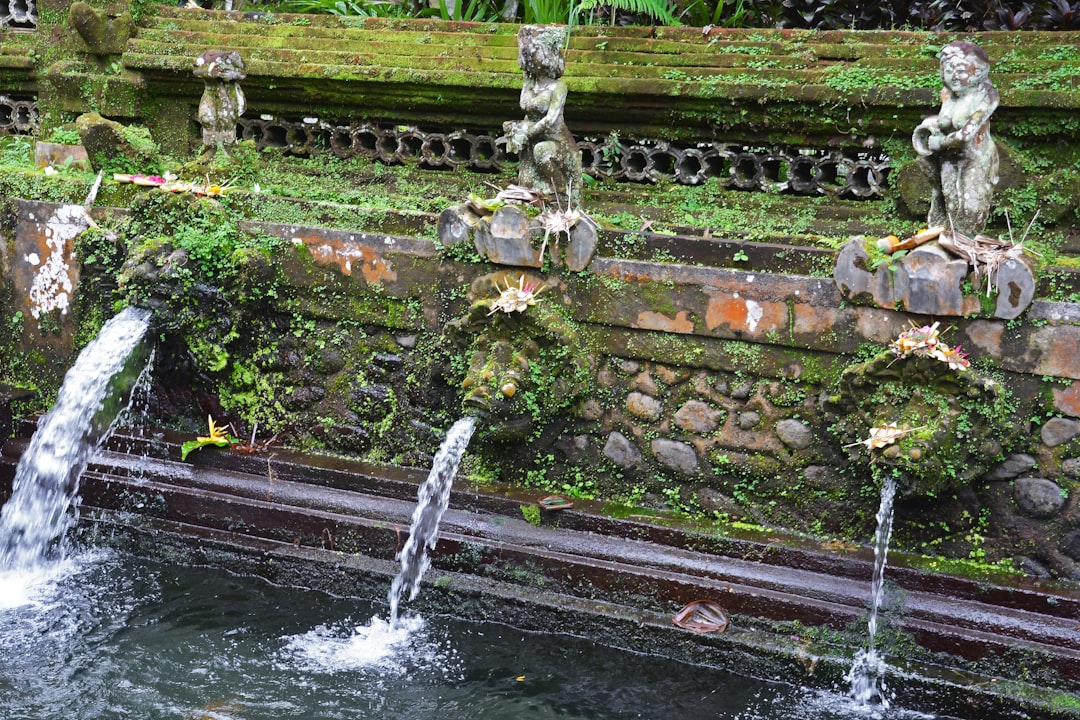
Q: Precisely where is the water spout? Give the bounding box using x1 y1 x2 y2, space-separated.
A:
0 306 153 571
847 473 898 710
388 415 476 625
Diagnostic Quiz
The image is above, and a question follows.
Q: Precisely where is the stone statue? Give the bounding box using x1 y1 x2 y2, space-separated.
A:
194 50 246 163
504 25 583 208
912 41 999 237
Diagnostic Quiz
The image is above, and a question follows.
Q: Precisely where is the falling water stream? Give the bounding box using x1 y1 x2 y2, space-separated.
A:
0 306 152 571
388 414 477 624
847 473 899 712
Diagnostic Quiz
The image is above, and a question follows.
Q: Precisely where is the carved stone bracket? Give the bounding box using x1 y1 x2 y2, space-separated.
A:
438 204 598 272
834 238 1035 319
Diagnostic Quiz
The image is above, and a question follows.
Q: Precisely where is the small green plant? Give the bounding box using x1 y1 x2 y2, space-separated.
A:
732 248 749 262
45 128 82 145
0 136 33 166
520 504 542 526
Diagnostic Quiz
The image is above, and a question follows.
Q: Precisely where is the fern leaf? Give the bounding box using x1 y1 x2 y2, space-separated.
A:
575 0 680 25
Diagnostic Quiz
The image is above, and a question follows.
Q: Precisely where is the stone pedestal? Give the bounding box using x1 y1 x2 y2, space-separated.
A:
893 243 969 316
993 255 1037 320
834 237 1036 319
437 203 598 271
33 142 91 171
476 205 542 267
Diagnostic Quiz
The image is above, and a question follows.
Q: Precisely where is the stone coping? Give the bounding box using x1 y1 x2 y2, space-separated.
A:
7 197 1080 383
245 212 1080 381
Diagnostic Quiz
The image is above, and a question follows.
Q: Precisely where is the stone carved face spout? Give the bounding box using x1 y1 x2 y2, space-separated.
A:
828 327 1016 498
446 271 590 440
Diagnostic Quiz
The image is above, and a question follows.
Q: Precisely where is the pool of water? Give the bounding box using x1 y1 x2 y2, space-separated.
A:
0 550 955 720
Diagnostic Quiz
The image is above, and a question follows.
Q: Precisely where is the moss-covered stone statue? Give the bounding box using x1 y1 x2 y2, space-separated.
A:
194 50 247 164
437 26 596 271
504 25 583 208
912 41 999 237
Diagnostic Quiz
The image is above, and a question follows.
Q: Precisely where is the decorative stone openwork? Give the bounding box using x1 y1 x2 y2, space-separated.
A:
237 115 891 198
0 95 39 135
1 0 35 29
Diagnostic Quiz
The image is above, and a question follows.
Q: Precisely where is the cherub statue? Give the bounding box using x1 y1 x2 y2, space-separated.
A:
194 50 246 163
912 41 999 237
503 25 583 208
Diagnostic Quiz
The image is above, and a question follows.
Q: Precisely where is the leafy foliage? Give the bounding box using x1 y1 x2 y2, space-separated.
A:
283 0 409 16
576 0 680 24
522 0 574 23
423 0 502 20
271 0 1080 28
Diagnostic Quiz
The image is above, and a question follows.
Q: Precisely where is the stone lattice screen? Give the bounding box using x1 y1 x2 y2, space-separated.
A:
0 95 37 135
238 115 891 197
1 0 35 29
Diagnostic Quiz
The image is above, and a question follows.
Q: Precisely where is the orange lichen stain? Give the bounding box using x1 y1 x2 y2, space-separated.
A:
601 266 653 285
706 295 739 330
790 305 837 336
635 310 694 334
306 239 397 284
705 294 784 334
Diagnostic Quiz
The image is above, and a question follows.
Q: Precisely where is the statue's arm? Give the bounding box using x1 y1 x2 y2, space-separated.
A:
944 87 999 147
526 82 568 139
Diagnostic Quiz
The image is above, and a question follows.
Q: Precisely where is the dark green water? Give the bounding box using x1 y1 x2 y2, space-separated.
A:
0 550 954 720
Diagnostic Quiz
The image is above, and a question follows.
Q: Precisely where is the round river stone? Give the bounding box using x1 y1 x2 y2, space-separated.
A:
1013 477 1066 518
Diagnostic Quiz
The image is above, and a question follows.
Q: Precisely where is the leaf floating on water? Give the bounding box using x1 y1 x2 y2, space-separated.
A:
672 599 729 634
189 698 243 719
820 539 860 552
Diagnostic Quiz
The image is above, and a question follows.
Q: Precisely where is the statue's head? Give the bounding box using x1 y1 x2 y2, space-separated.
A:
518 25 567 79
194 50 247 82
939 41 990 94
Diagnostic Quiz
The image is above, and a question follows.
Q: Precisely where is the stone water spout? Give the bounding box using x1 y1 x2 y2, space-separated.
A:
445 271 590 439
828 322 1015 497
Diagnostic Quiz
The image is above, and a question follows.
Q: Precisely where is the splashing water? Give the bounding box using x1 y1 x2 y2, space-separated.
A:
0 306 152 572
280 613 463 679
388 415 476 624
847 474 899 712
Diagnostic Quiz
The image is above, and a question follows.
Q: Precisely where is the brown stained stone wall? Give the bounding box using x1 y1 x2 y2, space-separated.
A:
221 220 1080 578
2 199 1080 574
